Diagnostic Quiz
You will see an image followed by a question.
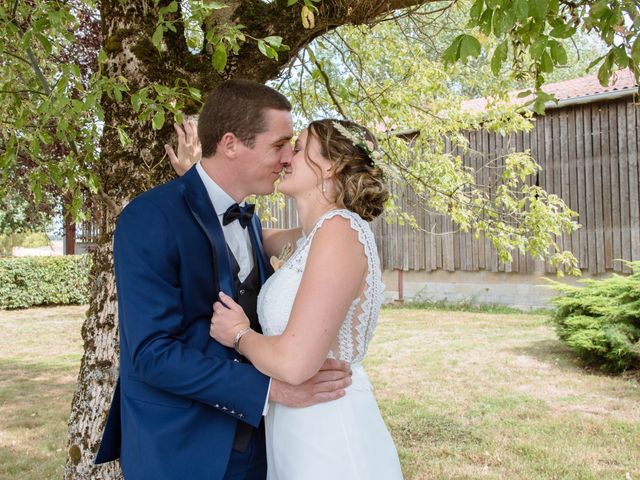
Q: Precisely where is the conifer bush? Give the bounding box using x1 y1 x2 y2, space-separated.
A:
548 262 640 372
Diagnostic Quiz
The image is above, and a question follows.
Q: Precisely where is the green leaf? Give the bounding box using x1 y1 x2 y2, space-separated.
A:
532 98 546 115
442 35 463 65
597 52 614 86
529 0 549 21
38 130 52 145
513 0 528 21
459 34 481 63
540 51 554 73
590 0 609 19
212 44 227 72
131 93 142 112
36 34 52 55
287 0 297 5
159 1 178 14
470 0 484 20
491 40 508 75
117 126 131 146
152 25 164 50
152 110 165 130
257 39 267 57
479 8 494 36
188 87 201 100
529 37 548 59
549 40 567 65
499 7 516 34
630 37 640 67
263 36 283 49
586 54 607 72
613 46 629 67
549 24 576 39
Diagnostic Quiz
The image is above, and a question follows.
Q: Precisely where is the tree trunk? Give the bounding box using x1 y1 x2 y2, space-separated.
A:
64 1 182 477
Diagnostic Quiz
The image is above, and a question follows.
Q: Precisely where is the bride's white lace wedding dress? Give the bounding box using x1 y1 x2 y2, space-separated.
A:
257 209 403 480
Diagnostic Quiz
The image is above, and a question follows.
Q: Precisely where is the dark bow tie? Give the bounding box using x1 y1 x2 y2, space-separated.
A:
222 203 255 229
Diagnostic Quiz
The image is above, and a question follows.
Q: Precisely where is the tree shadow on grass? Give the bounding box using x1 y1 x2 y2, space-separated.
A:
379 396 482 447
508 339 629 380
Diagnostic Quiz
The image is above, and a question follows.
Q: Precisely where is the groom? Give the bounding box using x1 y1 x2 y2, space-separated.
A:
95 80 351 479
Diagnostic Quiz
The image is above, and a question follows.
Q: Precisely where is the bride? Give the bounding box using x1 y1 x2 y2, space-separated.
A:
206 118 403 480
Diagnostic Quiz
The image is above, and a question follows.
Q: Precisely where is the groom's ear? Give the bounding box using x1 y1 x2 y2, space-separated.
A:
218 132 239 159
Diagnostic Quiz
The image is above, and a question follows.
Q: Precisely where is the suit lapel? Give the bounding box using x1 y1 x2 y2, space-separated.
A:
247 215 274 286
179 166 234 297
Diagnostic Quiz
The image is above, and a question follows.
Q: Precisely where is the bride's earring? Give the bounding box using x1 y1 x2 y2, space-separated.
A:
321 179 326 193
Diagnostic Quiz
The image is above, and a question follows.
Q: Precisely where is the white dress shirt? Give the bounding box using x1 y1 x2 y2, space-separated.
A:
195 162 271 415
196 162 254 281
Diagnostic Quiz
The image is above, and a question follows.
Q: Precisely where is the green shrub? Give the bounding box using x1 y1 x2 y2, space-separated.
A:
0 232 50 256
547 262 640 372
0 255 92 309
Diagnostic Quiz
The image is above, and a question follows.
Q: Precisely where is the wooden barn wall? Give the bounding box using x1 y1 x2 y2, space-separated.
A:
263 97 640 275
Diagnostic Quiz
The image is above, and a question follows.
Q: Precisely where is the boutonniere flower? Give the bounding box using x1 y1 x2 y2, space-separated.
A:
270 243 294 271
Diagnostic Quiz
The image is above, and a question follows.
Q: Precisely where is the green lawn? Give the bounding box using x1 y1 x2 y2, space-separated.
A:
1 306 639 479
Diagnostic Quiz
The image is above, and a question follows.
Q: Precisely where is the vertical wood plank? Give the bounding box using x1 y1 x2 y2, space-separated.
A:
477 128 487 271
575 105 588 270
618 101 632 272
600 102 613 270
544 114 556 273
567 106 580 266
608 101 622 271
559 109 572 255
527 120 538 273
630 101 640 261
584 105 597 273
592 104 605 273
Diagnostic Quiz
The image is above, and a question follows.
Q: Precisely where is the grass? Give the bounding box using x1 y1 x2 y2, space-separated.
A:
0 306 84 480
366 310 640 479
1 306 639 479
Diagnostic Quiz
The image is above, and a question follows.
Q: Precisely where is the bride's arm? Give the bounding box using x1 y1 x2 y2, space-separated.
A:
212 216 366 385
261 227 303 259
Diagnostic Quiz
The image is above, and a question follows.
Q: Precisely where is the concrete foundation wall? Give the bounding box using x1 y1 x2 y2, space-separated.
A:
382 270 613 310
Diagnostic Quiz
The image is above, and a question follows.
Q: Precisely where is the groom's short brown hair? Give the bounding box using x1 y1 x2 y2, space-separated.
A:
198 79 292 158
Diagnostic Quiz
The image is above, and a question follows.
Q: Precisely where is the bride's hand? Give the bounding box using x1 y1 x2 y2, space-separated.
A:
164 120 201 176
210 292 250 348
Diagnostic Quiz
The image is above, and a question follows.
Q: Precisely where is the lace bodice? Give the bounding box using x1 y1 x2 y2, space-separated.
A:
257 209 385 364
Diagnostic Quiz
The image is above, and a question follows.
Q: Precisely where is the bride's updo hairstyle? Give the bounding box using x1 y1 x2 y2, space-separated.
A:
305 119 389 221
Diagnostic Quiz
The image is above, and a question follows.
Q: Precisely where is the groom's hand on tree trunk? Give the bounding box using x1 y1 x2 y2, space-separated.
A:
269 359 352 407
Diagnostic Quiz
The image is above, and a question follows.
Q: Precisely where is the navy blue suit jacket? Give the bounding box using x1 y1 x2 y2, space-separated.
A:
95 166 272 480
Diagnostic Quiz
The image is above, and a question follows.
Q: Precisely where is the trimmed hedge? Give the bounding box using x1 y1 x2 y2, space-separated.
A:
548 262 640 372
0 255 92 309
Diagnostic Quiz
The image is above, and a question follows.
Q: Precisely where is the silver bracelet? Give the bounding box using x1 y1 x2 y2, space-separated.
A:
233 327 252 354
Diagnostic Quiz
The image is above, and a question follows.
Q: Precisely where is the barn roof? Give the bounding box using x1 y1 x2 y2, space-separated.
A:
461 69 638 113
